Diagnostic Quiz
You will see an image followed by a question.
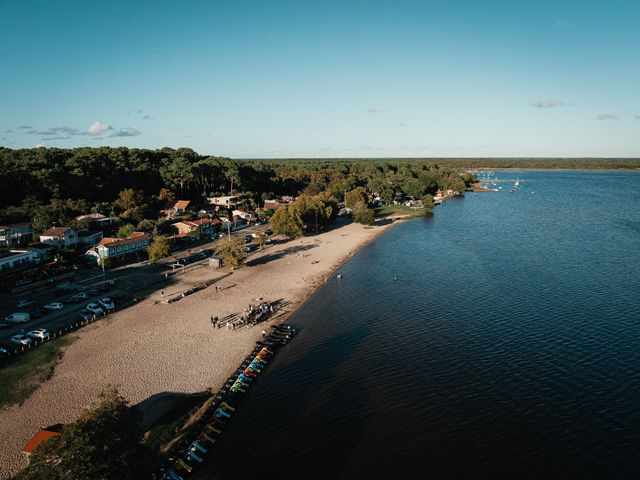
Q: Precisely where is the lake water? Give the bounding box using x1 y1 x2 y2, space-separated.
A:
201 170 640 479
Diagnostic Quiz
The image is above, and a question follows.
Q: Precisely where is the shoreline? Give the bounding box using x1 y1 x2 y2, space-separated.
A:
0 217 407 479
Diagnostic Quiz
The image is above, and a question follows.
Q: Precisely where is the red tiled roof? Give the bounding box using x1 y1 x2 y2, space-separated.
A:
40 227 72 237
96 232 150 248
173 200 191 210
22 429 61 455
190 218 212 226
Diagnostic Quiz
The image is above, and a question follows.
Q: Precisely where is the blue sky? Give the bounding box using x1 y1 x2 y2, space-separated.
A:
1 0 639 157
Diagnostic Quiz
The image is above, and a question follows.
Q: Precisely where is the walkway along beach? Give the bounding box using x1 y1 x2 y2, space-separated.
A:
0 217 405 479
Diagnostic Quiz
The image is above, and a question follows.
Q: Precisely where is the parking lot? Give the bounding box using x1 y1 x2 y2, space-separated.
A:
0 222 271 355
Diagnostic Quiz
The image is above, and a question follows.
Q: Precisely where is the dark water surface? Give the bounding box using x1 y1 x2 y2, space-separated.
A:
203 171 640 479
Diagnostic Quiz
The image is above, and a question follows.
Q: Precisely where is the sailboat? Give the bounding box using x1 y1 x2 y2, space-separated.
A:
514 177 521 188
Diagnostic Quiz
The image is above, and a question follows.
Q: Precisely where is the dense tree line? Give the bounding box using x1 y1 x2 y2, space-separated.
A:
0 146 492 228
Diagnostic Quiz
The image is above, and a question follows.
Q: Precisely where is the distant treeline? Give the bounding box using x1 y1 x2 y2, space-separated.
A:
244 157 640 170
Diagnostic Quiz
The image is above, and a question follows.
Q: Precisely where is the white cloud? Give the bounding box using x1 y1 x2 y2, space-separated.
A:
109 127 141 137
596 114 619 121
530 99 572 108
87 122 111 135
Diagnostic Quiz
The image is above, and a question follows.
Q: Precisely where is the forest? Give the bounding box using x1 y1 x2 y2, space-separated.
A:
2 147 637 230
0 147 475 229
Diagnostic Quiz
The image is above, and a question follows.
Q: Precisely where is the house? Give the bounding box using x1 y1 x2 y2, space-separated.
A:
74 213 112 228
0 248 42 273
78 229 103 247
22 425 63 458
161 200 191 218
232 210 257 222
207 195 247 209
172 218 217 239
85 232 151 264
0 223 34 247
39 227 80 249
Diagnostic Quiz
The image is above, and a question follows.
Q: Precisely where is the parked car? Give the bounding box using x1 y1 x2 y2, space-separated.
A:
78 310 93 320
85 303 104 315
0 322 10 329
16 299 35 308
5 312 30 323
0 346 8 354
99 298 115 310
27 328 50 340
11 334 32 346
98 284 110 292
244 235 253 243
88 288 101 295
69 292 88 303
30 308 47 318
44 302 64 311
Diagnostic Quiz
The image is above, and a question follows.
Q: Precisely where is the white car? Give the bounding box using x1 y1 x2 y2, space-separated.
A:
5 312 30 323
11 334 32 346
99 298 115 310
27 328 50 340
44 302 64 311
85 303 104 315
16 299 34 308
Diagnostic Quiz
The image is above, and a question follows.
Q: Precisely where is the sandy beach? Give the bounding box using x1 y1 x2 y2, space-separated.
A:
0 218 402 478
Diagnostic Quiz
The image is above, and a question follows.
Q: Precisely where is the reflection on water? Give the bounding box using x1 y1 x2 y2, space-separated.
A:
200 171 640 480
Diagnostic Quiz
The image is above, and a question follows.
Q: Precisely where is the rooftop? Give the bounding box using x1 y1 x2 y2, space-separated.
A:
22 425 63 455
40 227 72 237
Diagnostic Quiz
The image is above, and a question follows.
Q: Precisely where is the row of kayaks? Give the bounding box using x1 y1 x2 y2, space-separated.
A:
159 324 297 480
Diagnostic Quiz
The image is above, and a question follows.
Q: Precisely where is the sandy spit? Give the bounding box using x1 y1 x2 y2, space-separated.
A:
0 219 403 478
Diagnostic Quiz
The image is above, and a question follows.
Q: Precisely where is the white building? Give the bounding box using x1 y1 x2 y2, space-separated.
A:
0 223 34 247
39 227 80 249
0 249 42 273
207 195 248 209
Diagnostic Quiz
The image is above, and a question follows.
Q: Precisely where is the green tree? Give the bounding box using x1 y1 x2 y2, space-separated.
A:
32 205 58 232
136 219 156 232
270 205 304 239
147 236 171 265
344 187 368 209
352 201 375 225
15 386 150 480
254 232 267 250
117 224 134 238
215 237 247 267
421 194 434 213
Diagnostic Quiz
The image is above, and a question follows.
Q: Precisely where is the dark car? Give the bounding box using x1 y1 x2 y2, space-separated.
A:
244 235 253 244
78 310 93 320
0 322 10 329
30 308 48 318
265 229 273 236
88 288 101 295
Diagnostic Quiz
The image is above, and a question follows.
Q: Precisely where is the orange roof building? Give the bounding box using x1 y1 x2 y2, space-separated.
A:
22 425 63 457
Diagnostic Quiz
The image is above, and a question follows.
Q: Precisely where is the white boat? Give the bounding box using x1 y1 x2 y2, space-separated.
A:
514 177 521 188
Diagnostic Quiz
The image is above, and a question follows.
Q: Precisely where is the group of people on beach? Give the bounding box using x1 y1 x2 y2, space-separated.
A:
210 300 275 330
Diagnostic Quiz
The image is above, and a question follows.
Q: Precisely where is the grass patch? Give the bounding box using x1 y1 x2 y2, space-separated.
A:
144 391 210 453
0 335 76 408
374 204 425 217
